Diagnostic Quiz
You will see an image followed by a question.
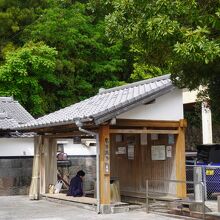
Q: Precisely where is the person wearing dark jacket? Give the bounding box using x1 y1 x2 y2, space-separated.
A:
67 170 85 197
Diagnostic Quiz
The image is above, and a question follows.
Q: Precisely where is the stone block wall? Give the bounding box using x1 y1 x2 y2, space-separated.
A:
0 157 33 196
57 155 96 192
0 155 96 196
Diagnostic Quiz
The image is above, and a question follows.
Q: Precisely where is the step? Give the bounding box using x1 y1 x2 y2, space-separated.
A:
42 196 97 212
111 206 129 213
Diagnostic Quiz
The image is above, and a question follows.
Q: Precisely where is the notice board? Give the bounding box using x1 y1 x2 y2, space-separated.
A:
151 145 166 160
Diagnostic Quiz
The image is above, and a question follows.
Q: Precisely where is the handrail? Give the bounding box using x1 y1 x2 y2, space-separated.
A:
145 179 206 220
148 179 204 184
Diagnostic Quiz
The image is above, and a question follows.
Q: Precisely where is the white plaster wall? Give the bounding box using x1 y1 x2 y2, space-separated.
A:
57 139 96 156
0 137 96 157
0 138 34 156
117 89 183 120
183 88 198 104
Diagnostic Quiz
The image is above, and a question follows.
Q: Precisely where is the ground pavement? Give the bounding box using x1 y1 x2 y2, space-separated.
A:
0 195 196 220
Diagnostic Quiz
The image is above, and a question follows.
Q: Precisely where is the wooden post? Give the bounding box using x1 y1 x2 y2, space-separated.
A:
40 137 57 194
40 136 46 194
176 119 187 198
29 135 42 200
99 124 111 205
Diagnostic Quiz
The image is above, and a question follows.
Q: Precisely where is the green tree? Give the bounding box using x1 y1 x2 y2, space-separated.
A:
0 0 48 61
22 1 128 108
0 1 132 116
105 0 220 119
0 41 58 116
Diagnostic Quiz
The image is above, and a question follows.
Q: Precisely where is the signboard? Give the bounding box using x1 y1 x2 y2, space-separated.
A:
151 134 158 140
140 134 148 145
128 144 135 160
116 146 126 155
151 145 166 160
104 138 110 174
168 134 175 145
166 145 172 158
116 134 123 142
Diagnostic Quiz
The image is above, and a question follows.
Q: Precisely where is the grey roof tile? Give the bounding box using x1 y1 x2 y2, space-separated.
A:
0 118 19 129
0 97 34 130
18 74 174 129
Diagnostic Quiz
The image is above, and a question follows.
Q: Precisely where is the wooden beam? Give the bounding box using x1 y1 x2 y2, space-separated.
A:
43 131 97 138
110 129 179 134
21 122 97 134
179 119 187 128
115 119 180 128
99 125 111 205
176 120 187 198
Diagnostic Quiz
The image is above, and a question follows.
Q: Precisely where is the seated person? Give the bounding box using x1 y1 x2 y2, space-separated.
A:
67 170 85 197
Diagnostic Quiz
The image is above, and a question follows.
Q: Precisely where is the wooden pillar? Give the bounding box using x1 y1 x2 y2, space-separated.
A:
40 136 46 194
29 135 42 200
40 137 57 194
99 124 111 205
176 119 187 198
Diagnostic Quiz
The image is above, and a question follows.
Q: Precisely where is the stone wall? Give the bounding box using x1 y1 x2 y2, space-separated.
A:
0 155 97 196
0 157 33 196
58 156 96 192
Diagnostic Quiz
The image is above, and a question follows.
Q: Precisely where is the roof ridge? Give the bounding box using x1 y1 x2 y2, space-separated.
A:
99 74 170 94
0 97 14 102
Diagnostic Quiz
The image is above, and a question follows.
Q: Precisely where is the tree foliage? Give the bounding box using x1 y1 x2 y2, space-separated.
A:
0 0 48 60
105 0 220 120
0 42 58 115
0 0 131 116
1 0 220 120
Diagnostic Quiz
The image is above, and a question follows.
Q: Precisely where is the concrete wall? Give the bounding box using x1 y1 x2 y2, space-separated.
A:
117 89 183 121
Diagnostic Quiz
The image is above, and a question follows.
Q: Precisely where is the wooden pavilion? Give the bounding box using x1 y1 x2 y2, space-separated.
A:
18 74 187 213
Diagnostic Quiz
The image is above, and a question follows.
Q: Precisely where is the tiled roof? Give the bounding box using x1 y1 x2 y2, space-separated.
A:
19 74 174 129
0 97 34 130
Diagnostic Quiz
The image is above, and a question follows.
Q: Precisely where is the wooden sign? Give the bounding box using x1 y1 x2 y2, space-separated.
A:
104 138 110 174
